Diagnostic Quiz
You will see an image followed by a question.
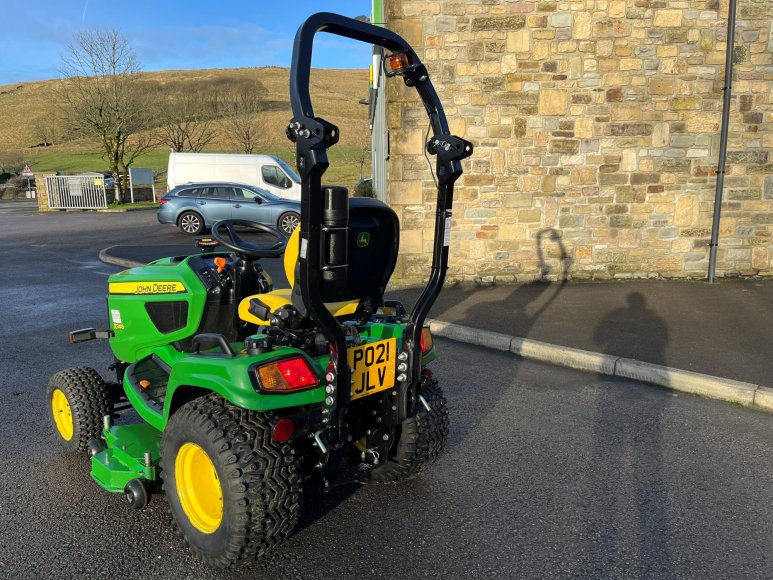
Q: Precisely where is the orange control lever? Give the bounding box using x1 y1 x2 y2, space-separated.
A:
214 257 227 274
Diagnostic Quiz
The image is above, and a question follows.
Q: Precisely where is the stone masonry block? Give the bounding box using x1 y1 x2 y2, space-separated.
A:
507 29 530 52
764 176 773 199
573 12 592 39
471 15 525 31
390 181 423 205
550 12 572 28
549 139 580 155
653 10 683 27
539 89 568 115
575 118 594 138
752 247 769 270
400 229 423 254
609 0 626 18
675 195 699 226
649 77 674 95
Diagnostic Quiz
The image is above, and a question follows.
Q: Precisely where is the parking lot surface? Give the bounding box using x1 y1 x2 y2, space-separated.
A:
1 211 771 579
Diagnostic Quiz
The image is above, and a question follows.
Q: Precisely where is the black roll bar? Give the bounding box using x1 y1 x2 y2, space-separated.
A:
288 13 472 430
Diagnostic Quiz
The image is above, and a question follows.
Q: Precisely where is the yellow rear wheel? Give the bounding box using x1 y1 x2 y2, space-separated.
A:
175 442 223 534
51 388 74 441
160 395 301 568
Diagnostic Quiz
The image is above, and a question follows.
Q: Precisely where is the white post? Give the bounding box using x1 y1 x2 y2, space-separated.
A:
151 182 156 202
129 174 135 204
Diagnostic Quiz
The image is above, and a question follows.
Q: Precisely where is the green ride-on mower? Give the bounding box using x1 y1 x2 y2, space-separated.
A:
47 13 473 568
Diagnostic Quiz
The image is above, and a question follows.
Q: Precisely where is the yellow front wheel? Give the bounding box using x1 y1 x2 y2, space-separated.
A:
47 368 111 452
51 388 74 441
160 395 302 569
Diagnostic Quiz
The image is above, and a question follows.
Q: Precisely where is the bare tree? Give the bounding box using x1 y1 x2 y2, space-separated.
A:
355 128 371 180
57 29 153 203
30 116 61 147
0 150 26 176
225 86 268 154
156 93 217 153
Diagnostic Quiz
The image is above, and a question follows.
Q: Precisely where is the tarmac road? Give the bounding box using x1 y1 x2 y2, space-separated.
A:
1 211 772 579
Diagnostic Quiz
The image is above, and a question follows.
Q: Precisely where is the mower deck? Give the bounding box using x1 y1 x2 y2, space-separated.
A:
91 423 161 493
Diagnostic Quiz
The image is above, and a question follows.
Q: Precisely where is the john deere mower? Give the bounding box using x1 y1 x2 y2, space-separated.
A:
47 13 472 568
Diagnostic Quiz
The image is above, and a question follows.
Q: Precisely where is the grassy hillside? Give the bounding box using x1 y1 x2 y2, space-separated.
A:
0 67 371 188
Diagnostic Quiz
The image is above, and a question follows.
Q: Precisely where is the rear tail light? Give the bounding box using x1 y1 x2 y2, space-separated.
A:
420 327 433 355
158 198 168 205
256 357 320 392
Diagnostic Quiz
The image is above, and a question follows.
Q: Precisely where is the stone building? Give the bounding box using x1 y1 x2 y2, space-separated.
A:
380 0 772 283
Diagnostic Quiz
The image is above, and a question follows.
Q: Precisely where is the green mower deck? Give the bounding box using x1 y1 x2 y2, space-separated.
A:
91 423 161 493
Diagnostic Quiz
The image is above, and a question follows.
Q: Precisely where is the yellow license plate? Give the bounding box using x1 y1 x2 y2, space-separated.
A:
348 338 397 401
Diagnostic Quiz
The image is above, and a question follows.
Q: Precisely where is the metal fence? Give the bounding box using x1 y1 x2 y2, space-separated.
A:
46 175 107 209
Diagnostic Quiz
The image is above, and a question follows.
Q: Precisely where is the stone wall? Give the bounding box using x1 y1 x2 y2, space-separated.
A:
35 172 56 211
385 0 772 283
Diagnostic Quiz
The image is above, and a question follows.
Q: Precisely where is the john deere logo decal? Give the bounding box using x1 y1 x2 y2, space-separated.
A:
356 232 370 247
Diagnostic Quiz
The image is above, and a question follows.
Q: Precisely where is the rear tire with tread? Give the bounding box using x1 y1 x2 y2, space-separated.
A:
160 394 301 569
47 367 111 453
371 377 449 483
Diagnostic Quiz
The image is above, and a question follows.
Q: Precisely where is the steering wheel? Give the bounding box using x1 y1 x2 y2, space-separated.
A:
210 219 288 259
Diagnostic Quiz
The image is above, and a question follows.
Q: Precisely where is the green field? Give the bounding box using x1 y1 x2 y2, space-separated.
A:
1 67 371 193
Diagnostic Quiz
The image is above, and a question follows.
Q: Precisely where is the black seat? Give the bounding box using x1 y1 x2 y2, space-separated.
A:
239 197 399 325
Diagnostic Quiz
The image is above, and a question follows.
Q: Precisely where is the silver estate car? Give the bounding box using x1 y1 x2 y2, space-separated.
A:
158 182 301 235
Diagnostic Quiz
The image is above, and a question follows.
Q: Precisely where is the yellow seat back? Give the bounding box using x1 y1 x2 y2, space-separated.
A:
283 226 300 288
237 225 359 326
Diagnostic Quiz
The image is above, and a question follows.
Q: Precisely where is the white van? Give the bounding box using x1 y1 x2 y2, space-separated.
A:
167 152 301 200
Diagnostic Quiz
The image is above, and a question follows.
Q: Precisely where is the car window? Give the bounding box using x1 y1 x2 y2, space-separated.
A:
204 187 234 200
176 187 202 198
275 158 301 184
238 187 281 203
236 187 262 201
262 165 291 189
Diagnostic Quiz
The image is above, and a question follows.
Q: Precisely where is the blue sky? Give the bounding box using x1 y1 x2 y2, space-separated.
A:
0 1 372 85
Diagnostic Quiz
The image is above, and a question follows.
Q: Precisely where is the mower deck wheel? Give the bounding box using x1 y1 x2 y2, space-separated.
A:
124 478 150 510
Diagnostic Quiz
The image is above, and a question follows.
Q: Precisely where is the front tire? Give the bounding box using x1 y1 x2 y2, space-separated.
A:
47 367 111 453
278 212 300 235
372 377 449 483
160 395 301 568
178 211 205 235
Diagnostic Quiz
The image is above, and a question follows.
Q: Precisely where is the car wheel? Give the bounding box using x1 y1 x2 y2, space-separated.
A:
278 212 300 235
178 211 204 235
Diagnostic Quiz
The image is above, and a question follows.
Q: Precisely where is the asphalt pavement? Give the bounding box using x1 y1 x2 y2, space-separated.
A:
0 199 39 214
2 211 771 578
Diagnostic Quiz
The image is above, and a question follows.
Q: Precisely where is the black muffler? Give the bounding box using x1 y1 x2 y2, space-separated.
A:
322 186 348 284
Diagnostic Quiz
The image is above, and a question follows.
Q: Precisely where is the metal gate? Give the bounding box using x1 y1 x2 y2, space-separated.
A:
46 175 107 209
